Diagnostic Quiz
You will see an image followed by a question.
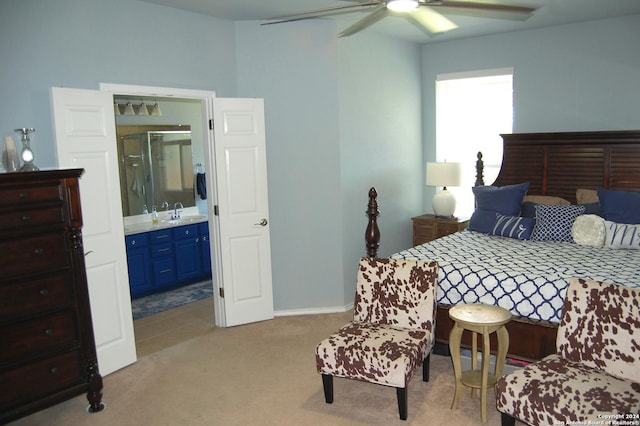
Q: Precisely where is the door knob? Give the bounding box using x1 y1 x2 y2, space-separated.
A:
254 218 268 226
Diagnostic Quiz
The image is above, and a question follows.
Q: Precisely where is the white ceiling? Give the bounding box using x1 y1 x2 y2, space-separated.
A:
138 0 640 43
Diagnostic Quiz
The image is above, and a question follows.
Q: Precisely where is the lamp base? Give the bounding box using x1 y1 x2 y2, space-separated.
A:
432 189 456 219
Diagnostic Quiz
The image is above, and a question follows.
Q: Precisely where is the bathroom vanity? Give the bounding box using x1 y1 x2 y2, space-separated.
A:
125 218 212 299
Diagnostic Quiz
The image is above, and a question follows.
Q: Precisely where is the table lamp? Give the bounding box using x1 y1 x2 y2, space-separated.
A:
426 161 461 219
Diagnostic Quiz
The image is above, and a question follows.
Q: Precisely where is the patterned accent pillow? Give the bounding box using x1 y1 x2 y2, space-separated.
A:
531 204 586 242
492 214 535 240
571 214 605 247
604 220 640 249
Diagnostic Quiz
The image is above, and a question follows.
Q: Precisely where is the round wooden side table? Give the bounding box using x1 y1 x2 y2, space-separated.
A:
448 303 511 423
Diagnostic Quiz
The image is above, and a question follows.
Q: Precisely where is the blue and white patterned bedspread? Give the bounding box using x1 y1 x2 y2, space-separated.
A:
392 230 640 324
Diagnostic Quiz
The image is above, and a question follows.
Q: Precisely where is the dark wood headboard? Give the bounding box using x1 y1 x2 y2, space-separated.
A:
491 130 640 203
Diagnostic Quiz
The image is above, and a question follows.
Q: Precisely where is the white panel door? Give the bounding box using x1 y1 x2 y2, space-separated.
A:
213 98 274 326
51 87 137 375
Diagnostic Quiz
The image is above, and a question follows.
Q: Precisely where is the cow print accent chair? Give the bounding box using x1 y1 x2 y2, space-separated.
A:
496 277 640 425
315 257 438 420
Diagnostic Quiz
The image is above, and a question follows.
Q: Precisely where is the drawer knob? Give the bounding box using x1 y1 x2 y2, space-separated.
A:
34 248 44 255
50 367 59 374
39 288 49 296
22 215 31 221
131 240 136 245
44 328 54 336
19 192 28 199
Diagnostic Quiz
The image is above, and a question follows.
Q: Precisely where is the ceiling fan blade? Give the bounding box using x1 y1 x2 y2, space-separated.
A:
339 5 389 37
264 2 380 22
405 6 458 36
429 1 537 21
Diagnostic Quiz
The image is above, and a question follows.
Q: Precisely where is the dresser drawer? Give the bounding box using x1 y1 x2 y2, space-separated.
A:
0 182 63 207
0 206 65 231
0 232 68 278
0 273 74 321
0 311 78 363
0 350 84 408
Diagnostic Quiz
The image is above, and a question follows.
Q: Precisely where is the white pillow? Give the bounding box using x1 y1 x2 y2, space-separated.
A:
571 214 605 247
604 220 640 250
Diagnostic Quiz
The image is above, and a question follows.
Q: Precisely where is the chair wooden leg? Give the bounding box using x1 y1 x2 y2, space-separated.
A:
423 353 431 382
501 412 516 426
321 374 333 404
396 387 408 420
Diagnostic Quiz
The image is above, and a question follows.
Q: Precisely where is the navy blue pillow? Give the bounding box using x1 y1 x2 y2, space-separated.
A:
468 209 498 234
581 202 603 217
492 214 535 240
472 182 530 217
520 201 537 218
597 189 640 224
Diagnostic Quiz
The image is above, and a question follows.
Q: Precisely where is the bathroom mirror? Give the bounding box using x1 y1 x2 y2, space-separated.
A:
116 124 195 217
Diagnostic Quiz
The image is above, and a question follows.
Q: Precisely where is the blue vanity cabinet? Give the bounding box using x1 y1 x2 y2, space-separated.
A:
199 222 212 275
125 233 152 298
149 228 177 288
173 224 202 283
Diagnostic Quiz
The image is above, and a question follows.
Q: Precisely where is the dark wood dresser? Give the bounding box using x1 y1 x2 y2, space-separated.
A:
0 169 103 424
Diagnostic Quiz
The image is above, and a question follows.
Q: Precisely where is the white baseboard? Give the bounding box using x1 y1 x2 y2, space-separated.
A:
274 303 354 317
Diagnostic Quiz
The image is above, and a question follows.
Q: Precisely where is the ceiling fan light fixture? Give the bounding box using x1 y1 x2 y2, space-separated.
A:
387 0 419 12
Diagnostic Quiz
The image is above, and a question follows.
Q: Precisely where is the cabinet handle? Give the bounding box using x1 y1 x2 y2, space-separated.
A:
34 248 44 255
19 192 28 199
185 230 190 235
131 240 136 245
155 235 169 240
160 269 172 274
21 215 31 221
44 328 54 336
39 288 49 297
50 367 59 374
158 248 169 253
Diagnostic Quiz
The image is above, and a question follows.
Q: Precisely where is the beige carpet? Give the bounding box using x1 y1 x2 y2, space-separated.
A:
11 312 511 425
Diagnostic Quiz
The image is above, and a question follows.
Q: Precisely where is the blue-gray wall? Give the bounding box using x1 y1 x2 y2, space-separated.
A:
421 14 640 210
1 0 638 314
0 0 423 314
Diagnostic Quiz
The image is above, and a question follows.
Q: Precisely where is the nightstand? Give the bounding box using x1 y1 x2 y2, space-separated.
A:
411 214 469 246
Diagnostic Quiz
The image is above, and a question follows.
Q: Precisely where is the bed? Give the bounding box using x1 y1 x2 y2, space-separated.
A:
364 130 640 361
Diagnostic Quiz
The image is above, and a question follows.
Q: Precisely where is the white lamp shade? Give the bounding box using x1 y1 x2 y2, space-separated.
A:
426 162 462 187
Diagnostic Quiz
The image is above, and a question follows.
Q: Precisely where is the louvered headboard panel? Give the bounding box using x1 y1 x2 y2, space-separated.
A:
491 130 640 203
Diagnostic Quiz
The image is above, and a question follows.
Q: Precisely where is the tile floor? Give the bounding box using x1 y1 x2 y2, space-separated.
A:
133 296 215 357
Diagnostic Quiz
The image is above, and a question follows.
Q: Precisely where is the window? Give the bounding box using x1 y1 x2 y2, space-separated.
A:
435 68 513 217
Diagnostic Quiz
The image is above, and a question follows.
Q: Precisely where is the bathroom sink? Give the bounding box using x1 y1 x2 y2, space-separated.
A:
160 215 207 226
124 215 207 234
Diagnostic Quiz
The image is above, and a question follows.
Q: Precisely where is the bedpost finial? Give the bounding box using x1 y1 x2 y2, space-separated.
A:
475 152 485 187
365 187 380 258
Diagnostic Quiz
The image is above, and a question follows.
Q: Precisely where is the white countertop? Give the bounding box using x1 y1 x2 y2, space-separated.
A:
123 207 208 235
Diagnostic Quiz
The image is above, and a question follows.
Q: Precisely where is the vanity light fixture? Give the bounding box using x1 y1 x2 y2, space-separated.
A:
137 100 149 116
150 101 162 116
123 101 136 116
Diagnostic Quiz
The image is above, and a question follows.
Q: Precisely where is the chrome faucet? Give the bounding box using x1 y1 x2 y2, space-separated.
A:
160 201 169 211
172 202 183 220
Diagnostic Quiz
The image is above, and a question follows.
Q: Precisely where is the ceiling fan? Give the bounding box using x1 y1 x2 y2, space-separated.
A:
263 0 538 38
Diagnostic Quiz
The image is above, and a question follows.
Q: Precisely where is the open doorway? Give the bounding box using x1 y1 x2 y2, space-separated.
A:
102 84 218 356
